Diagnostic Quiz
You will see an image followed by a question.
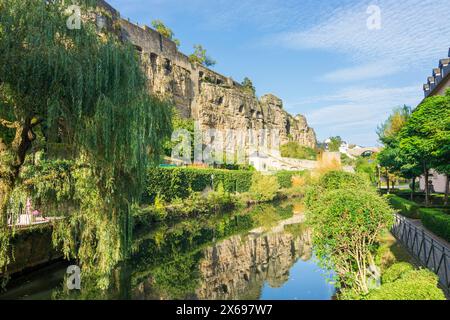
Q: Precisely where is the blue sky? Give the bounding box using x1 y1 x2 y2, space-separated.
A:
108 0 450 146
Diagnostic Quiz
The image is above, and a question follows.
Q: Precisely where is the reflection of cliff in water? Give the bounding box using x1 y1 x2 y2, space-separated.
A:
132 214 313 300
197 217 312 300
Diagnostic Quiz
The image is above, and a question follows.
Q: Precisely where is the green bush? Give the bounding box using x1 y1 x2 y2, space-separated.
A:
280 142 317 160
305 187 394 292
386 195 421 219
367 269 446 300
420 208 450 242
381 262 414 284
304 171 372 209
146 167 253 202
275 171 305 189
317 171 371 191
249 173 280 202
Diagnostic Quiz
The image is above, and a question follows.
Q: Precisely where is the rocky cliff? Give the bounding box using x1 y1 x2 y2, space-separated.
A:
196 226 312 300
98 1 317 150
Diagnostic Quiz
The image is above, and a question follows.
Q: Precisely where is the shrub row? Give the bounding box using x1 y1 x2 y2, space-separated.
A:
420 208 450 242
275 171 306 189
146 167 253 201
386 195 420 219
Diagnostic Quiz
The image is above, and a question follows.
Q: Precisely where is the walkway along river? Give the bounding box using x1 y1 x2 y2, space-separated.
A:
391 214 450 294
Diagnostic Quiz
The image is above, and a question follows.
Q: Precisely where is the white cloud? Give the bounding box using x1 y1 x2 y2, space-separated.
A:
276 0 450 77
320 62 400 82
292 85 423 145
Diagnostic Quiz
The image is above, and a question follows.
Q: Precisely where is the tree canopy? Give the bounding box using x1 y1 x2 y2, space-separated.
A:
327 136 343 152
377 92 450 204
241 77 256 96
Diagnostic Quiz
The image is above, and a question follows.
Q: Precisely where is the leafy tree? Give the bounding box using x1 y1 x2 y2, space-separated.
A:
241 77 256 96
377 147 400 193
306 186 394 294
189 44 216 67
0 0 172 284
432 89 450 205
397 94 450 206
280 142 317 160
377 106 416 197
151 20 180 47
377 105 411 146
327 136 342 152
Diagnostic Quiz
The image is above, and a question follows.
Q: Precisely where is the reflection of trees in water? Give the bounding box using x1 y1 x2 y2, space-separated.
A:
52 200 308 300
130 200 310 300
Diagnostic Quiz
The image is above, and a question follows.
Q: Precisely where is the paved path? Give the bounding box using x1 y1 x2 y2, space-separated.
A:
407 217 450 249
392 214 450 294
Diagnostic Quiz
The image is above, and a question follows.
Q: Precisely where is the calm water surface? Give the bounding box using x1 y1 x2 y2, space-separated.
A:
1 200 336 300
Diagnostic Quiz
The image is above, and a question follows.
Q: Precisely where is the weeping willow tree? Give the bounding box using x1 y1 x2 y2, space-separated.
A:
0 0 172 287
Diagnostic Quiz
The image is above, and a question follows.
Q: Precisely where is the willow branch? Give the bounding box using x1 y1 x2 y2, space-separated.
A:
0 118 18 129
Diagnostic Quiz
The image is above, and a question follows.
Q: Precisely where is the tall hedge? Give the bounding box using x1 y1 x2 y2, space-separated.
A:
420 208 450 242
146 167 253 201
386 195 421 219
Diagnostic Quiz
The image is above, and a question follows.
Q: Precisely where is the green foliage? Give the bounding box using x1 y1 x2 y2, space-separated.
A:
249 173 279 202
163 108 194 159
275 171 306 189
241 77 256 96
341 263 446 300
381 262 414 283
150 252 201 299
308 189 394 291
377 105 412 146
327 136 342 152
0 0 172 286
189 44 216 67
420 208 450 242
376 105 423 197
280 142 317 160
146 167 253 202
355 156 378 185
305 173 394 294
318 170 370 191
366 269 445 300
397 94 450 186
386 195 420 219
340 153 355 166
151 20 180 47
304 171 371 210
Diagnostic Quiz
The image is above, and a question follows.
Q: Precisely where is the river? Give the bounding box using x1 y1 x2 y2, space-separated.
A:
0 200 336 300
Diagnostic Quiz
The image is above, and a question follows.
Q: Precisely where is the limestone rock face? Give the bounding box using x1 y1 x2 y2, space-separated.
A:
99 0 317 150
196 227 312 300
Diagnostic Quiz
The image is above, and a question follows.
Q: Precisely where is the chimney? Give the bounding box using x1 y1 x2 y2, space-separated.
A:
433 67 442 84
423 83 430 97
428 76 436 92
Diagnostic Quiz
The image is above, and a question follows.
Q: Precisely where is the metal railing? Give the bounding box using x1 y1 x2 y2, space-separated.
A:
391 214 450 294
